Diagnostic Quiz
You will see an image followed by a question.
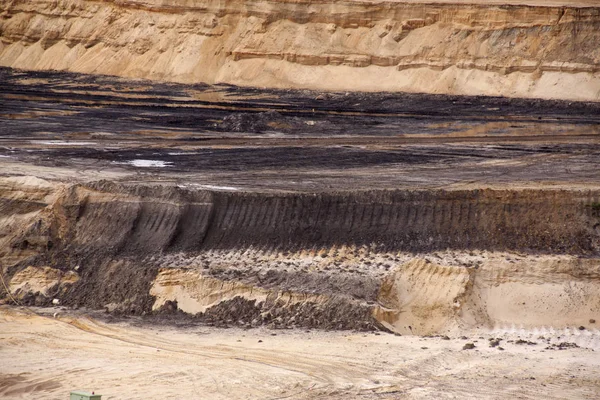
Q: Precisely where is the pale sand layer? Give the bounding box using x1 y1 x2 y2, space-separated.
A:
1 0 599 101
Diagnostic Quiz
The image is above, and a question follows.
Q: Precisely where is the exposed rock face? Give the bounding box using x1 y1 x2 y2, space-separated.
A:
1 177 600 334
1 0 599 100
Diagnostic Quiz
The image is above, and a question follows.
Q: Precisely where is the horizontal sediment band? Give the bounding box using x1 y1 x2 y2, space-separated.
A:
17 183 590 255
1 0 599 100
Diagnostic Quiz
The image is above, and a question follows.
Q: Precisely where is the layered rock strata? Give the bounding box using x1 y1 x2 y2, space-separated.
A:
1 0 599 100
1 178 599 334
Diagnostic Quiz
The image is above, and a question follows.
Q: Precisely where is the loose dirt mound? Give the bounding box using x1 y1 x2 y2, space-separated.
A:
377 257 600 335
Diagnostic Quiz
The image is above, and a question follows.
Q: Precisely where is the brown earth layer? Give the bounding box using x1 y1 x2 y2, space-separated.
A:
0 69 599 333
1 178 599 333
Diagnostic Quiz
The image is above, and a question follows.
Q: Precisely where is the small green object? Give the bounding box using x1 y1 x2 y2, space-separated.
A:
70 390 101 400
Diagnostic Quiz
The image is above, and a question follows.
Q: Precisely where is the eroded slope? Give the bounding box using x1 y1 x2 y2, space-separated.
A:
1 178 599 335
1 0 599 99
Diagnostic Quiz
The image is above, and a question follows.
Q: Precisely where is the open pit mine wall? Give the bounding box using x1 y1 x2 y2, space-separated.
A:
47 183 600 257
2 180 600 334
1 0 599 100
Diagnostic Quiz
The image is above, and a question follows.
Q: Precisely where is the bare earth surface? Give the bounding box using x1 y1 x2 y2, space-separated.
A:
1 68 600 399
1 68 599 191
1 307 600 400
2 0 600 101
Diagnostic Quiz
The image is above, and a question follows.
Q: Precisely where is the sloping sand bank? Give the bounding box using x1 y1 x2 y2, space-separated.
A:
1 0 599 100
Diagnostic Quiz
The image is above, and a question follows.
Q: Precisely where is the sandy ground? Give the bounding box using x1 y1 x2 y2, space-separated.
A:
1 307 599 400
3 1 600 101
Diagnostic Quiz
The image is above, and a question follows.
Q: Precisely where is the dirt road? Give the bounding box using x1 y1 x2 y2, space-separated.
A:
1 307 599 399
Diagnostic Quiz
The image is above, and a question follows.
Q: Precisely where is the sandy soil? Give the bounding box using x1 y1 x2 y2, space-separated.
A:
1 307 599 400
2 0 600 101
1 68 599 398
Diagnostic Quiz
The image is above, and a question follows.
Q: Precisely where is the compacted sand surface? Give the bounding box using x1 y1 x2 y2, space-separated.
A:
1 307 599 400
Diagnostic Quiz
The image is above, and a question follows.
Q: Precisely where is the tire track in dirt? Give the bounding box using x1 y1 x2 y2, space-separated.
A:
58 314 375 388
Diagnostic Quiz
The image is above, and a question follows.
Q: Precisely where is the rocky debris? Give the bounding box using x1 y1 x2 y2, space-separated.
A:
462 343 476 350
545 342 580 350
515 339 537 346
196 296 380 331
220 111 288 133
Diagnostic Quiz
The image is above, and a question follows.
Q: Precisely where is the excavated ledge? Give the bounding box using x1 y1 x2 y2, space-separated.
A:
1 0 599 100
1 178 599 334
1 70 599 334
